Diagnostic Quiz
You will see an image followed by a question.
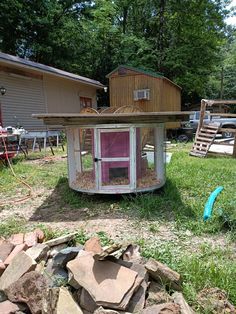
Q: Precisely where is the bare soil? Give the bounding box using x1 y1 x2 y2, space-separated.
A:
0 156 234 254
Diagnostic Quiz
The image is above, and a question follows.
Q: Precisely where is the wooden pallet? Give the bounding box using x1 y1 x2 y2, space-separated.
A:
190 123 220 157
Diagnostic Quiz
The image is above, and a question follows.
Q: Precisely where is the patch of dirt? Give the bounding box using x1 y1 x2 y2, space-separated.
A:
0 156 235 256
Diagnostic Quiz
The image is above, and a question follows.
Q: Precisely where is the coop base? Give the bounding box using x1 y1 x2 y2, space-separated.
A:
70 169 166 194
70 182 166 194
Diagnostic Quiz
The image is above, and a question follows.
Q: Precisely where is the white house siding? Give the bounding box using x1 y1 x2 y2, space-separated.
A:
0 71 46 130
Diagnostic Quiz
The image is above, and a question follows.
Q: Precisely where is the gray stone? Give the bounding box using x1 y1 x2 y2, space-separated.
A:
0 290 7 302
52 246 83 268
146 281 172 307
0 251 36 292
48 244 68 258
126 279 148 312
26 243 50 262
172 292 194 314
45 259 68 287
6 271 47 314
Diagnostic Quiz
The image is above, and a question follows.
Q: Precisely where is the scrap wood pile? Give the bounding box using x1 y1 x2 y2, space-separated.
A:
0 232 235 314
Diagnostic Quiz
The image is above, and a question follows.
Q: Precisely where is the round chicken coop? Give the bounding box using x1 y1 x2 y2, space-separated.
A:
34 111 191 194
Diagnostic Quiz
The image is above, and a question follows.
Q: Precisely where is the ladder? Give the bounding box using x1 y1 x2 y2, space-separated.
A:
190 123 220 157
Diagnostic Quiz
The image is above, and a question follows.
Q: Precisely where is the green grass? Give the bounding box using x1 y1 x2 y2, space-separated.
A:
139 240 236 312
0 145 236 310
122 147 236 238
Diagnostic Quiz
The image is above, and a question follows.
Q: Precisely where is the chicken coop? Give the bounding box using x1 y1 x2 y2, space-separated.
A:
35 111 190 194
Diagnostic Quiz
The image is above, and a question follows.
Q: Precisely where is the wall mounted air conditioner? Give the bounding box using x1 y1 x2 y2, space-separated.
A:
134 89 150 101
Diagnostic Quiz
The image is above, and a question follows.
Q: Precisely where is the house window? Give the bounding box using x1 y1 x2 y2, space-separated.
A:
134 89 150 101
80 97 92 108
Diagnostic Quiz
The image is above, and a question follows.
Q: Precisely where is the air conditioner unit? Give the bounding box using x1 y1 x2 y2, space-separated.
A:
134 89 150 101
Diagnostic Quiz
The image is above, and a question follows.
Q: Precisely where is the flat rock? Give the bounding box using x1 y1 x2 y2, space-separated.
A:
145 258 181 290
9 233 24 246
84 237 103 254
94 243 122 261
26 243 50 262
57 287 83 314
4 243 28 265
24 231 38 247
172 292 194 314
42 287 83 314
6 271 47 314
0 251 36 292
67 253 138 309
52 246 83 268
45 233 77 247
0 300 26 314
146 281 172 307
0 241 14 261
142 302 181 314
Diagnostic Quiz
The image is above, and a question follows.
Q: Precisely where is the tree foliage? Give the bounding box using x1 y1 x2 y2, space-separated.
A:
0 0 235 103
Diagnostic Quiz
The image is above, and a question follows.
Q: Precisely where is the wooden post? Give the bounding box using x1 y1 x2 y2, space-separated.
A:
154 125 165 182
233 132 236 158
196 99 207 135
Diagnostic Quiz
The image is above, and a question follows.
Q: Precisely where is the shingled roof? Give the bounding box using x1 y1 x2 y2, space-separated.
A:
0 52 104 89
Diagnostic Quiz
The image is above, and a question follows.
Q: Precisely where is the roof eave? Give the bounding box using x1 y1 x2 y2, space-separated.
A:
106 65 181 90
0 57 104 89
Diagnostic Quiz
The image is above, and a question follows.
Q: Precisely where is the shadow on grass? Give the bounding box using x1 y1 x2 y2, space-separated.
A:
29 176 195 223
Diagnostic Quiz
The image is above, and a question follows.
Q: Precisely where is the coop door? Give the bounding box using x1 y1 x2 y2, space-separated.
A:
96 128 135 191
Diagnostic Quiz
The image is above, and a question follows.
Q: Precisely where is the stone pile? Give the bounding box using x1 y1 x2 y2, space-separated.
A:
0 231 234 314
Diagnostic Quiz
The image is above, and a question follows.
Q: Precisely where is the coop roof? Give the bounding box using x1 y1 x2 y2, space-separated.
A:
106 65 181 90
0 52 104 88
33 111 192 126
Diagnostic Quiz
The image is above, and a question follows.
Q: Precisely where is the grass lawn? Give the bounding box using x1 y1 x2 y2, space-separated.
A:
0 144 235 312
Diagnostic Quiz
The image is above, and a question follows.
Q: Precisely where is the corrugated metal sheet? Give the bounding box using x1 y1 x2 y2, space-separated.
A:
0 71 46 130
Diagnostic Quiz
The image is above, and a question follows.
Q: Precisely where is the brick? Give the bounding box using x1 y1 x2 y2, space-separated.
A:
4 243 28 265
0 241 14 261
24 231 38 247
34 228 45 243
9 233 24 246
